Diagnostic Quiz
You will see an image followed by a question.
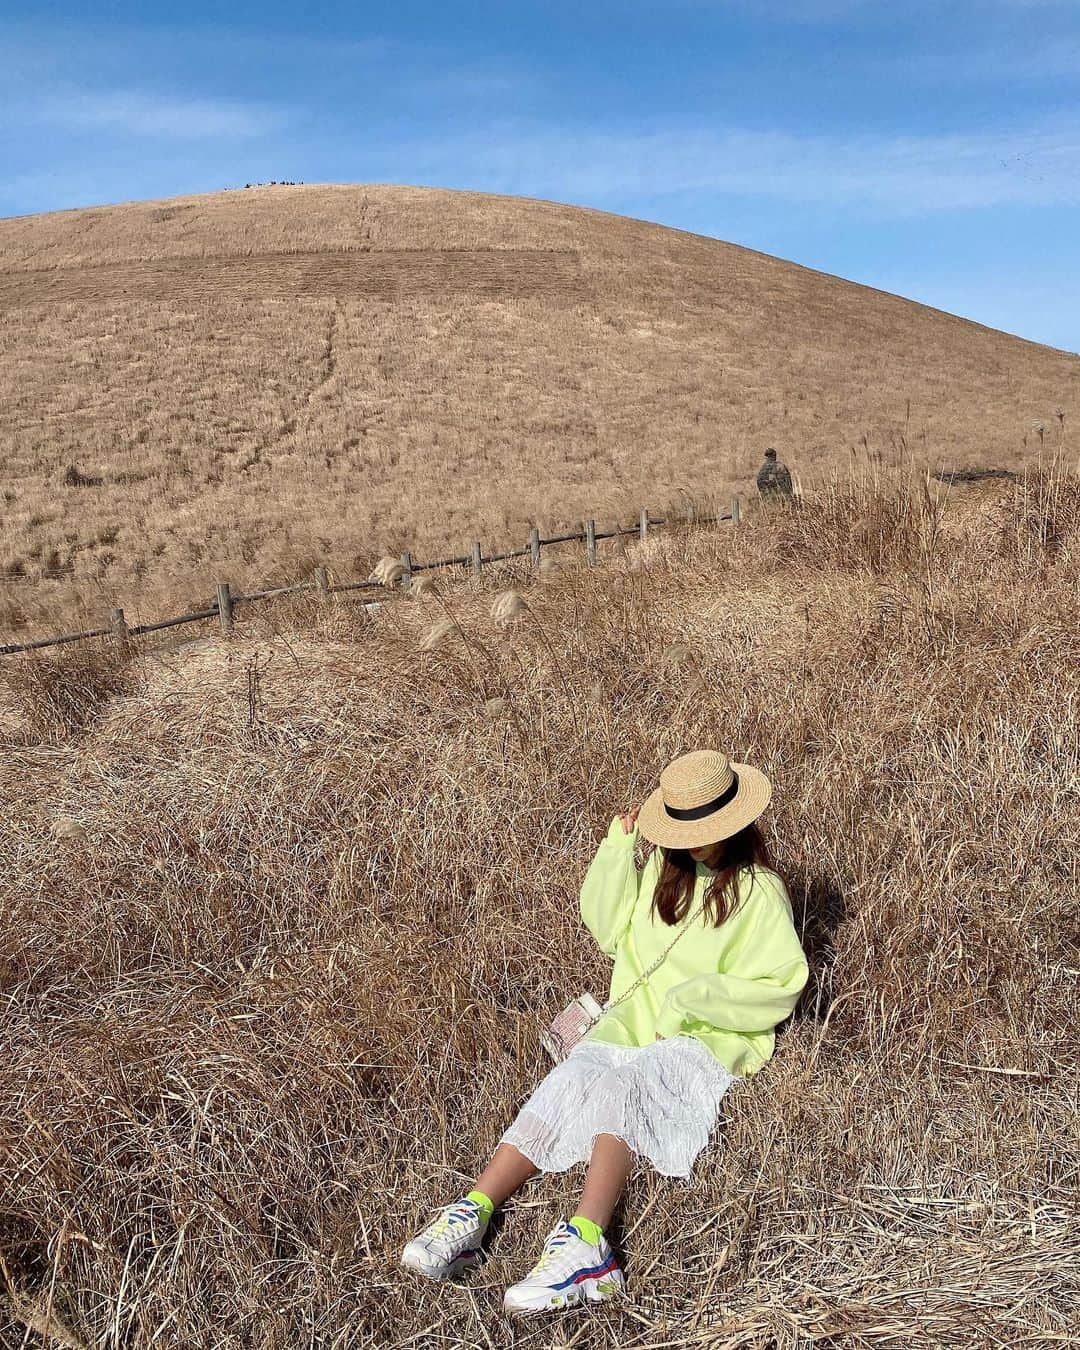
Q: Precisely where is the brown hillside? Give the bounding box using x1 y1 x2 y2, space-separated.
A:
1 183 1076 638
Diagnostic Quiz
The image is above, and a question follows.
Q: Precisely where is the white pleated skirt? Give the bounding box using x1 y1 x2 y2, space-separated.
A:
500 1034 737 1179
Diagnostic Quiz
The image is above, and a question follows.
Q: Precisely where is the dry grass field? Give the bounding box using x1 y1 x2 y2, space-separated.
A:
1 466 1077 1348
1 183 1077 643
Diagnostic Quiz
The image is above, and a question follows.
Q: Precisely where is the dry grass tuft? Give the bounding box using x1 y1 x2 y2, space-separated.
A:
2 1290 86 1350
660 641 693 668
0 639 141 744
48 815 87 841
408 574 437 599
1 467 1077 1347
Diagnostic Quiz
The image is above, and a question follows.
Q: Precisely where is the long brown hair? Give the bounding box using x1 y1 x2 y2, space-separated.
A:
649 822 775 928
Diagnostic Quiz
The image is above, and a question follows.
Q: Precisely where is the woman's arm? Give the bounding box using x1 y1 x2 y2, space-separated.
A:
654 873 808 1038
579 812 643 957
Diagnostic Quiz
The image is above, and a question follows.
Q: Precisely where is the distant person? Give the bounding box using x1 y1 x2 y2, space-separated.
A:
401 749 808 1316
756 447 794 500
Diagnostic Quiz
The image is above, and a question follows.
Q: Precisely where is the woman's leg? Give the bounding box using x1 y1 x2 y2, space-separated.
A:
572 1133 632 1229
402 1142 537 1278
501 1133 632 1312
471 1143 538 1207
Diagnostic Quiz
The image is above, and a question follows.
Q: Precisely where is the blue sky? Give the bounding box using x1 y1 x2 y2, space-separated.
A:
3 1 1079 349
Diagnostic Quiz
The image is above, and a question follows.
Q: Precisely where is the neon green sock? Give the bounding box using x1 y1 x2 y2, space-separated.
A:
466 1189 495 1220
568 1214 603 1246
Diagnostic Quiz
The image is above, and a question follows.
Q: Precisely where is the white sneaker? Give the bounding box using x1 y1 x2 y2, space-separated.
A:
503 1221 626 1314
401 1196 489 1281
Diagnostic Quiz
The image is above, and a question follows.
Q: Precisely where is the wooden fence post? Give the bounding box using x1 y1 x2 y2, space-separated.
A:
216 582 234 633
6 490 762 660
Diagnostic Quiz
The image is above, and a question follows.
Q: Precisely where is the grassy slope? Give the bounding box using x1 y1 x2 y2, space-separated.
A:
2 473 1077 1347
1 184 1077 641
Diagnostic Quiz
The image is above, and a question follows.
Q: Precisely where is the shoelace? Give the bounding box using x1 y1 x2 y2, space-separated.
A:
427 1200 477 1242
530 1224 576 1278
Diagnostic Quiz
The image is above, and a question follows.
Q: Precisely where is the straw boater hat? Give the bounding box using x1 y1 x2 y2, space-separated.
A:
636 749 772 850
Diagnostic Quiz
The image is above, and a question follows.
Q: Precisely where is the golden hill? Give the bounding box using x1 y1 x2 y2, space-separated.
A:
0 183 1076 638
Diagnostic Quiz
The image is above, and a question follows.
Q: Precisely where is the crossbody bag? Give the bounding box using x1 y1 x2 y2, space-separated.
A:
540 894 708 1062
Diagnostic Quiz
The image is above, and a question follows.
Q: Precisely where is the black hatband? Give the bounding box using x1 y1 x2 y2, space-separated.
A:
663 772 740 821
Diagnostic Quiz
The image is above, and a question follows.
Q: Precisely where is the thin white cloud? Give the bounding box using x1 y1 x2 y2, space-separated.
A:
24 88 288 139
377 123 1080 215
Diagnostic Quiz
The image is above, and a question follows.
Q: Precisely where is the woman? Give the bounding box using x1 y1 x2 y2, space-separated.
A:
401 749 808 1315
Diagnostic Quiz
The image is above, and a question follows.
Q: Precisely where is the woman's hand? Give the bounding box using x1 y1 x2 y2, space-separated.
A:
618 805 641 835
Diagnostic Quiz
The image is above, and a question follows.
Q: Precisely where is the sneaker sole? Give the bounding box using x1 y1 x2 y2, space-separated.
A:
503 1272 626 1314
401 1246 481 1282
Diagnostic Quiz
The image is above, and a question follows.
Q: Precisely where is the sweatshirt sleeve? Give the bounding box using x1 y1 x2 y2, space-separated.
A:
654 871 808 1038
579 816 642 956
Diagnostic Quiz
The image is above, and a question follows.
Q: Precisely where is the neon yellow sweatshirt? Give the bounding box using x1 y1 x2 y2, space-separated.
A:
579 817 809 1076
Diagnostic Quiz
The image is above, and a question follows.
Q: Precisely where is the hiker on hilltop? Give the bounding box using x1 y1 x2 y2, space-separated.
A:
402 749 808 1316
757 446 794 500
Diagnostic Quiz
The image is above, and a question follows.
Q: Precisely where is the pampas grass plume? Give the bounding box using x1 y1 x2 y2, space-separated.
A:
491 590 527 628
419 617 456 651
661 642 693 668
369 556 405 587
50 816 86 841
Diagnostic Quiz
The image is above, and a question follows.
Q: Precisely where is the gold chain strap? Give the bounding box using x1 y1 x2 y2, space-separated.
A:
601 894 709 1015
